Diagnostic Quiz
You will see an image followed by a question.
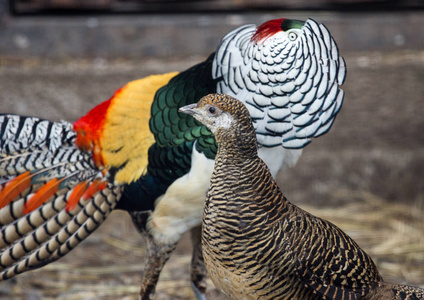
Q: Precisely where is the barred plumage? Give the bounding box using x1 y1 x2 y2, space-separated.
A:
0 115 95 181
0 114 121 280
180 93 424 300
1 17 347 299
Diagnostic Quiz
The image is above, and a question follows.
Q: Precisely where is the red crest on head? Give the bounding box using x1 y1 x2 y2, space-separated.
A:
251 18 285 44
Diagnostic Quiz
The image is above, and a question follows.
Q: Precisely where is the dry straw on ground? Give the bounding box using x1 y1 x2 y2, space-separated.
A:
3 189 423 300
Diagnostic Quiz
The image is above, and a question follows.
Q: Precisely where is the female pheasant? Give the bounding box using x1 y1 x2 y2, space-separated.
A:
180 93 424 300
0 18 345 299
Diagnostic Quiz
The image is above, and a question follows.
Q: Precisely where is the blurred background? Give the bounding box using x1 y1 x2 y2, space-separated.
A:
0 0 423 299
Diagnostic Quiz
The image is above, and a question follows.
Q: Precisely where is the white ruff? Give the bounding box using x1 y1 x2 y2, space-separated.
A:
213 18 346 150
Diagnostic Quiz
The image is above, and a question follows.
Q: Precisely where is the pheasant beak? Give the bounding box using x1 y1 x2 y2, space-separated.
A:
179 103 199 116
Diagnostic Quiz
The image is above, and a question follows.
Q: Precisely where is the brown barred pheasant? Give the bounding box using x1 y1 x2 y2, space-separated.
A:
179 93 424 300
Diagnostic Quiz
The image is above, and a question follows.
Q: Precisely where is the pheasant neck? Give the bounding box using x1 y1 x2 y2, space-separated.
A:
214 122 258 163
213 140 288 216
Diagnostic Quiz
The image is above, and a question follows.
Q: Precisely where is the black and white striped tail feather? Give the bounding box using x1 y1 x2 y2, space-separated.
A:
0 114 122 280
0 114 75 156
0 115 95 177
0 182 122 281
0 114 102 231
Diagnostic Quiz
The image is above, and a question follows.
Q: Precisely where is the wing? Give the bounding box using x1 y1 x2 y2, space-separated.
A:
292 211 382 299
213 18 346 149
0 115 120 280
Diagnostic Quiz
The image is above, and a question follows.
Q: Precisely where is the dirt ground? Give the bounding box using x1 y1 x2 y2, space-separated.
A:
0 50 423 299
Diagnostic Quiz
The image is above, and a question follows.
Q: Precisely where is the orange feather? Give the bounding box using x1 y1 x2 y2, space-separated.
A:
23 178 62 215
65 181 89 213
82 179 107 201
0 171 32 210
73 91 118 169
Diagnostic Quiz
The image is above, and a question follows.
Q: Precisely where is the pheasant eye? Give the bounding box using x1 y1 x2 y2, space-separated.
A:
288 32 298 41
208 106 216 114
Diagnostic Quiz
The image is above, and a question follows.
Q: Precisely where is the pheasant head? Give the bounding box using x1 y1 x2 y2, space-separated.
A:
179 93 257 158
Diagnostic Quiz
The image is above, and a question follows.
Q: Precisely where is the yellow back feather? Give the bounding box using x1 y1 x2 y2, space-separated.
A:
101 72 178 183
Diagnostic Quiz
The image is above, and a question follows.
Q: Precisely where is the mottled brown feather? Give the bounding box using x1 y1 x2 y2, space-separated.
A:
186 93 424 300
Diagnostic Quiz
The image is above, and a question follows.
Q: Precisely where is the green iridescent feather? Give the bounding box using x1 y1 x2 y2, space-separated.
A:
148 54 218 185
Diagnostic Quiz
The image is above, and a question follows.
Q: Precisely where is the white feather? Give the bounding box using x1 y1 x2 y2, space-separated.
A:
316 71 329 99
291 102 307 114
275 72 288 83
268 107 290 121
271 96 290 108
293 111 314 127
234 66 245 90
280 82 296 93
259 85 274 97
265 122 289 134
287 67 301 80
301 84 317 105
283 137 311 149
258 72 270 84
253 93 271 107
296 119 321 138
245 102 265 120
290 89 304 103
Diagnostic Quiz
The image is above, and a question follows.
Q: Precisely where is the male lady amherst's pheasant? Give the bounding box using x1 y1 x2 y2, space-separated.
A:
180 93 424 300
0 18 346 299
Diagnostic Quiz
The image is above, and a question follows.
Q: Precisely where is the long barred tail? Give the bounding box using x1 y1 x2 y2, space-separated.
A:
0 115 74 157
0 114 121 280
